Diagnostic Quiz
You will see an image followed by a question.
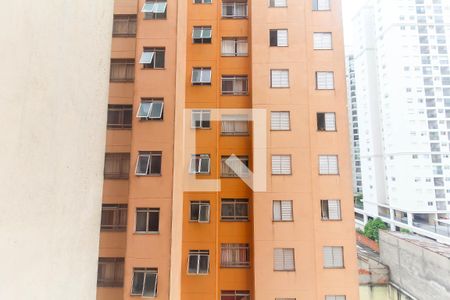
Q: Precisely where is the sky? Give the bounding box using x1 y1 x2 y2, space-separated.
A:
342 0 365 48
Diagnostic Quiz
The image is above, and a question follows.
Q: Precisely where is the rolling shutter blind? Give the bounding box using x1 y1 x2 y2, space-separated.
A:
325 113 336 131
277 30 288 46
273 248 284 270
271 70 289 87
281 201 293 221
272 155 291 174
328 200 341 220
271 112 290 130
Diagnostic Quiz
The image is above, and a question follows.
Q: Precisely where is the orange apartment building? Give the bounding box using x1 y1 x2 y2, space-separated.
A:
97 0 359 299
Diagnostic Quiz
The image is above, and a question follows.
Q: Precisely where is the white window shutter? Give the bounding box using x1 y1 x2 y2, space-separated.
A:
271 112 290 130
273 201 282 221
271 70 289 88
328 200 341 220
274 0 287 7
314 33 332 49
283 249 295 270
277 30 288 46
273 249 284 270
281 156 291 174
333 247 344 267
328 156 338 174
281 201 293 221
318 0 330 10
317 72 334 89
323 247 334 268
325 113 336 131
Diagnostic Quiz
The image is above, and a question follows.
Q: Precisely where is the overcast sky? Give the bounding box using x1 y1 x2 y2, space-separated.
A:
342 0 365 49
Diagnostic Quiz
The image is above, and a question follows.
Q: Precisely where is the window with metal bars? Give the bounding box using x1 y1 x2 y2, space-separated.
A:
101 204 127 231
107 105 132 129
221 243 250 267
97 257 124 287
104 153 130 179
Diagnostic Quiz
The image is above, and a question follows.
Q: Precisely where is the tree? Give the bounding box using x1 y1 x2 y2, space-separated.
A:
364 218 388 242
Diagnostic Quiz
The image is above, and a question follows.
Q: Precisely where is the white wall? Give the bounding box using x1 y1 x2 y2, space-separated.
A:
0 1 113 299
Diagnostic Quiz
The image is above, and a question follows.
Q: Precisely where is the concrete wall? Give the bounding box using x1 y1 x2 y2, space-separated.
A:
0 1 113 299
379 231 450 300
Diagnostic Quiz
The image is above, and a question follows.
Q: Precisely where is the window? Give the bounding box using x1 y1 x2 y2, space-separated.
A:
194 0 212 3
221 199 249 221
190 154 211 174
222 37 248 56
221 291 250 300
317 113 336 131
104 153 130 179
108 105 132 129
321 200 341 220
313 32 332 49
140 48 165 69
97 258 124 287
222 0 248 18
316 72 334 89
221 115 249 135
190 201 210 223
188 250 210 274
270 29 288 46
221 244 250 267
136 208 160 233
319 155 339 175
192 110 211 128
193 26 212 44
222 76 248 95
142 1 167 19
110 59 135 82
271 69 289 88
101 204 127 231
135 152 162 176
137 99 164 120
192 68 212 85
272 155 291 175
274 248 295 271
269 0 287 7
113 15 137 37
271 112 290 130
131 268 158 297
273 200 293 221
221 156 249 177
325 296 346 300
312 0 330 10
323 246 344 268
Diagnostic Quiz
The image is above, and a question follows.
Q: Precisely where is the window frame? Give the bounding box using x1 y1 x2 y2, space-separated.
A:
187 250 210 275
272 155 292 175
221 114 249 135
222 0 249 19
220 155 250 178
273 200 294 222
192 26 212 44
137 99 164 120
221 243 250 268
191 110 211 129
317 112 337 132
192 67 212 85
104 153 130 179
313 32 333 50
140 47 165 69
97 257 125 287
316 71 335 90
101 204 128 231
273 248 295 271
142 1 167 20
221 198 249 221
135 208 160 233
190 201 211 223
221 75 249 95
271 111 291 131
135 151 162 176
312 0 331 11
131 268 158 297
112 14 137 37
189 154 211 174
318 155 339 175
270 29 289 47
323 246 345 269
269 0 288 8
107 104 133 129
221 290 251 300
270 69 290 88
320 199 342 221
221 37 248 56
110 59 135 82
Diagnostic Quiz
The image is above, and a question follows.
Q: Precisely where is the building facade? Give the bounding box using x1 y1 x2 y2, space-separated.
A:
350 0 450 244
98 0 359 299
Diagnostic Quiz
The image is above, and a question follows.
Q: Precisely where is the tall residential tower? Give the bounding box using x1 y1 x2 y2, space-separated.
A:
351 0 450 244
98 0 359 299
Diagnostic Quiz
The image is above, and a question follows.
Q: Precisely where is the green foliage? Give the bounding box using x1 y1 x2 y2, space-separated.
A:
356 228 364 235
363 218 388 242
400 228 411 234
